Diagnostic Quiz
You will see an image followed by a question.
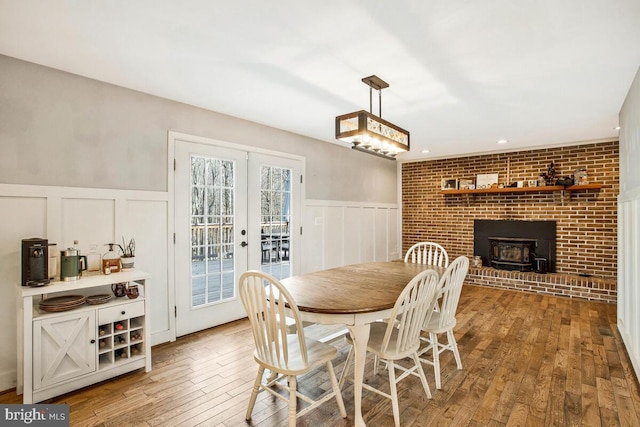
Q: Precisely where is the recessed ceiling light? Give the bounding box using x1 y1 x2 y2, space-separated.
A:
614 126 621 130
497 139 509 144
421 149 430 153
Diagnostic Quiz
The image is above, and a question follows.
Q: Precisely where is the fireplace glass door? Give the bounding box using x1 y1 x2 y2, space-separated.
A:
489 237 536 271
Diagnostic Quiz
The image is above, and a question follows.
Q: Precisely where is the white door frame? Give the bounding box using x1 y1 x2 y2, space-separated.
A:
167 131 305 340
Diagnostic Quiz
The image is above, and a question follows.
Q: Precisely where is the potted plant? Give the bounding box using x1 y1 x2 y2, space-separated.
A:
118 237 136 269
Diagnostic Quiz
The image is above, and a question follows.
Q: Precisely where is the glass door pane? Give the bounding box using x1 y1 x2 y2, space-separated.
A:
260 165 292 280
190 156 236 307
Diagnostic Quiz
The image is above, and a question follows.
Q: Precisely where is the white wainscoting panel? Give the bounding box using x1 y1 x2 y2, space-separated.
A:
375 208 388 262
323 206 345 270
60 199 115 250
302 205 324 274
0 196 47 390
388 208 399 260
360 207 377 263
302 200 400 274
124 200 170 337
0 184 172 393
618 189 640 379
344 207 363 266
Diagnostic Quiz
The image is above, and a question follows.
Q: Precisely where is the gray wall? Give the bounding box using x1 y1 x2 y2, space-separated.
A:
0 54 397 203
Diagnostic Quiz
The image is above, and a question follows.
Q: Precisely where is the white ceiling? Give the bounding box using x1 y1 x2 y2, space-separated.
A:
1 1 639 162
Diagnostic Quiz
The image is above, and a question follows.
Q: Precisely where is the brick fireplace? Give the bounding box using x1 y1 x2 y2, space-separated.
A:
401 141 618 303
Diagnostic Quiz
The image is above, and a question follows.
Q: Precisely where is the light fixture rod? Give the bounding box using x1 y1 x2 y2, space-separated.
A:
366 85 383 117
362 75 388 118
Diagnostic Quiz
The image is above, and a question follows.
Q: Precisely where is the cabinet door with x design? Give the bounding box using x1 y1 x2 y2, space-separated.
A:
33 311 96 390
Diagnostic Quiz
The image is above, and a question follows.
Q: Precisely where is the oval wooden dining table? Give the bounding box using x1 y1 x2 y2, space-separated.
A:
280 260 445 427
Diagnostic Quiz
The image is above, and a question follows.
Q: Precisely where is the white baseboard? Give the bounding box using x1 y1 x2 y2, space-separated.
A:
0 369 17 393
151 330 175 346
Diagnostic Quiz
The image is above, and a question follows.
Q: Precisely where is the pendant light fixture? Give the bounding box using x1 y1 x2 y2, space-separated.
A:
335 75 410 160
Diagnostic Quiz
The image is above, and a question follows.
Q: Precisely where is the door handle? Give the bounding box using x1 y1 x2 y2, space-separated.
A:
240 241 248 248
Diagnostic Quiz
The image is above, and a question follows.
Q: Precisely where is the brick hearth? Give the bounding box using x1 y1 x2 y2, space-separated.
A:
466 267 616 304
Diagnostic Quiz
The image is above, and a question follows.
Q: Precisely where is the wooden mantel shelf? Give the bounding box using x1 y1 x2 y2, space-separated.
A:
439 183 605 195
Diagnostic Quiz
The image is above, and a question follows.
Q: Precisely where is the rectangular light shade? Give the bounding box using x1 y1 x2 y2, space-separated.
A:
335 110 410 156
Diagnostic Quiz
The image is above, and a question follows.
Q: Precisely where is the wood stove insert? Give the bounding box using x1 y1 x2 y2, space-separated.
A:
489 237 537 271
474 220 556 273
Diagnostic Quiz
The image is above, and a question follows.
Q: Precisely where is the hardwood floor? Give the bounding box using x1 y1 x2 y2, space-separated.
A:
3 284 640 426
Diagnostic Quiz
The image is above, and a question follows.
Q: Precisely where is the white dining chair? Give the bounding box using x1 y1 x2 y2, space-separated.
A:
404 242 449 267
418 255 469 389
339 269 440 427
239 271 346 427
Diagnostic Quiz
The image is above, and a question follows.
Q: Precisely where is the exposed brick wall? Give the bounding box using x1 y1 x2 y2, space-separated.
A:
402 141 619 282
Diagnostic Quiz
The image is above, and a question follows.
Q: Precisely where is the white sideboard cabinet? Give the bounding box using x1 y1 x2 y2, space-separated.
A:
17 270 152 403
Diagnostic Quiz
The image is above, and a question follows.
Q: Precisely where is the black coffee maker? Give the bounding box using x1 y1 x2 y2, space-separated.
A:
22 238 50 286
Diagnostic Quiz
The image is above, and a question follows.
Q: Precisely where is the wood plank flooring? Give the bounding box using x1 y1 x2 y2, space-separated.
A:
3 284 640 426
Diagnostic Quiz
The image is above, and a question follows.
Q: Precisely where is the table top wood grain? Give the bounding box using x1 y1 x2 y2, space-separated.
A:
280 261 444 315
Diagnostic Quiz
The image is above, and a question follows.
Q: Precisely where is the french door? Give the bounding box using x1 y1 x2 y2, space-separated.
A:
174 139 301 336
249 153 299 281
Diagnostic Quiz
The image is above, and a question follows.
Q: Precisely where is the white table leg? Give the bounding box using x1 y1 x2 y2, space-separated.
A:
347 323 371 427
